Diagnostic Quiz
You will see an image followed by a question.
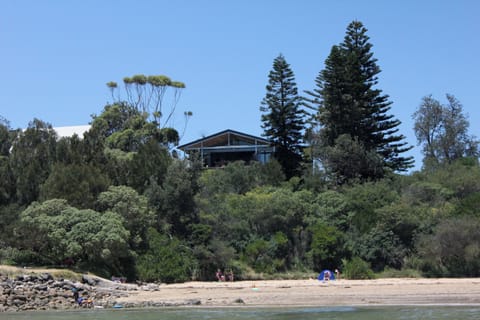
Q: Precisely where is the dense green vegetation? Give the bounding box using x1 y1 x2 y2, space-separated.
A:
0 21 479 282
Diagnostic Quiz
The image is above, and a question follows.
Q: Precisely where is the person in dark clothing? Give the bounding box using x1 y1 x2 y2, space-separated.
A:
72 286 79 302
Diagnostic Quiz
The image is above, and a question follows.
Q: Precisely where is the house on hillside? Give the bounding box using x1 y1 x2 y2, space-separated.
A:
178 129 274 168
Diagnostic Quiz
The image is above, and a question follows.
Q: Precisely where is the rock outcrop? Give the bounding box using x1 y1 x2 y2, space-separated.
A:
0 273 135 312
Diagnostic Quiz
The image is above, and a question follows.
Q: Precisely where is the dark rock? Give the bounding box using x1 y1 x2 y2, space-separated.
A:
82 275 98 286
186 299 201 305
29 274 38 282
39 273 53 282
12 294 27 301
34 284 48 291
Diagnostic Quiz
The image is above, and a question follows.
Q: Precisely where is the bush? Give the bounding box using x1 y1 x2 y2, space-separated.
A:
342 257 374 279
242 238 271 273
137 228 196 283
306 222 344 272
0 247 51 266
416 216 480 277
228 260 253 280
242 234 290 274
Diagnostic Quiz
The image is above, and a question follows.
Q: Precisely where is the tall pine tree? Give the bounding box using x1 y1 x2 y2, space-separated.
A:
305 21 413 182
260 54 305 178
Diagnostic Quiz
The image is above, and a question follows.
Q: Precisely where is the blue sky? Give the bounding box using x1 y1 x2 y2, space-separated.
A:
1 1 479 172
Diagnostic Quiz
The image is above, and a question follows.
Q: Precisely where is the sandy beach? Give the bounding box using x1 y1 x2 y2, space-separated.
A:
3 266 480 310
114 278 480 307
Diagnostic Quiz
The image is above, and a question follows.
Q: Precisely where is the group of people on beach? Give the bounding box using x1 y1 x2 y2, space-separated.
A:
215 269 234 282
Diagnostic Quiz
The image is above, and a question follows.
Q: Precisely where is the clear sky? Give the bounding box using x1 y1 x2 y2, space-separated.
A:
1 0 479 172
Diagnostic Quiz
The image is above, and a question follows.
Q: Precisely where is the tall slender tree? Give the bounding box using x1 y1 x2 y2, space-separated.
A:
305 21 413 182
260 54 305 178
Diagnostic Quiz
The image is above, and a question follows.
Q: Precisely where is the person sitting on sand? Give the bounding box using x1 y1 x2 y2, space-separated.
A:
324 270 331 281
78 296 93 307
83 297 93 308
76 292 93 308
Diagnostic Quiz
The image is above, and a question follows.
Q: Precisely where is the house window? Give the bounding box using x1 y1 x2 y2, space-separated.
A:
257 152 271 164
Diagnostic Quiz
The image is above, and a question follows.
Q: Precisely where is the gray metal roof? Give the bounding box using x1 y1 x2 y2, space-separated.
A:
178 129 271 151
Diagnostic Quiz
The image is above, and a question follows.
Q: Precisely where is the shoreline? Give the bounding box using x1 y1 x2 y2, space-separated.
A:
2 270 480 311
113 278 480 308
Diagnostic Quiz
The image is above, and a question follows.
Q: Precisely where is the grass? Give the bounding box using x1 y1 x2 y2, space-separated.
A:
0 265 83 281
376 268 423 278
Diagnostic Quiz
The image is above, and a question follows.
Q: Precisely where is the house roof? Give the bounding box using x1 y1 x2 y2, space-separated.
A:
178 129 270 151
54 125 91 138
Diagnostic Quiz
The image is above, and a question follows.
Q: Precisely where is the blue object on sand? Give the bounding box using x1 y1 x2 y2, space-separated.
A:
317 269 335 281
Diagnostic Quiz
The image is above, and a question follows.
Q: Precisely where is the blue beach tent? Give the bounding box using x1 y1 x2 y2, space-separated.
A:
317 269 335 281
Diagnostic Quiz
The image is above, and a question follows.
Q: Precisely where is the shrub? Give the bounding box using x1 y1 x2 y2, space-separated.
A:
416 216 480 277
306 222 344 272
342 257 374 279
0 247 50 266
137 228 196 283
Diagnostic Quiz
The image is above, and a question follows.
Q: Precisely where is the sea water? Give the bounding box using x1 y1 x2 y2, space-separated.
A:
0 306 479 320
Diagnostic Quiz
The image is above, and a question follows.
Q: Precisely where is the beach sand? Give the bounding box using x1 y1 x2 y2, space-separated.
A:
115 278 480 307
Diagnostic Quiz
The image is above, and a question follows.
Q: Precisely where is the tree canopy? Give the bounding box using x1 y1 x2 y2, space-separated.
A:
413 94 479 169
107 74 189 129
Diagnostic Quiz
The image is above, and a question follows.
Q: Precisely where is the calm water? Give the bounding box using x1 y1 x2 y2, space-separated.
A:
0 306 479 320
